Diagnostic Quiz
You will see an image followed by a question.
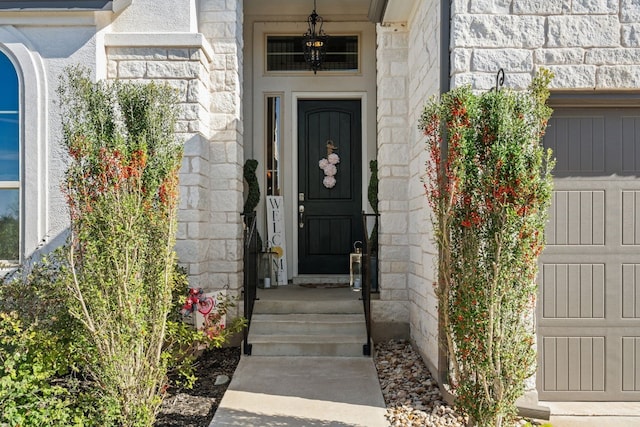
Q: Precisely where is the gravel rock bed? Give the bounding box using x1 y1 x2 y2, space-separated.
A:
374 340 467 427
374 340 541 427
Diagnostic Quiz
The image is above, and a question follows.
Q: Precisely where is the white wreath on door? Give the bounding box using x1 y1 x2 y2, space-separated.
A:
318 140 340 188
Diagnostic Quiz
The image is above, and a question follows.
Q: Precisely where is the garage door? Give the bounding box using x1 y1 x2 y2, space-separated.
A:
538 107 640 401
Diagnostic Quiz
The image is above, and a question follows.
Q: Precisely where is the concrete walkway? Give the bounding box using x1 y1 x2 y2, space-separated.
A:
542 401 640 427
209 356 388 427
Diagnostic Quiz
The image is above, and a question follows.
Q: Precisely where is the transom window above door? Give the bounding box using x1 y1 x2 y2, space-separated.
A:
266 35 358 72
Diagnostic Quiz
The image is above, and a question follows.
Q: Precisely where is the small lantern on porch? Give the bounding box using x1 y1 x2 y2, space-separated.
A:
350 241 363 291
302 0 328 74
260 249 277 289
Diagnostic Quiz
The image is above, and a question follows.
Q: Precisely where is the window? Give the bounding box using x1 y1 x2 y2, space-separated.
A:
266 35 358 72
266 96 281 196
0 50 19 263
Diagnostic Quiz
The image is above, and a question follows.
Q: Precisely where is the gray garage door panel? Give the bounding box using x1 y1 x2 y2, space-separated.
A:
538 107 640 401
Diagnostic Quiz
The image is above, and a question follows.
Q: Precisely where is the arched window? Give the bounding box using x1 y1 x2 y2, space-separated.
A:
0 50 19 263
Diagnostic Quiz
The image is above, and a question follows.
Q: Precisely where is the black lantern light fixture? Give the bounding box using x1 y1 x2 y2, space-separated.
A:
302 0 328 74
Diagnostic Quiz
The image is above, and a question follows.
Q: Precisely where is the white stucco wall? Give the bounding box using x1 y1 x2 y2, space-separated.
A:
451 0 640 90
0 2 246 306
0 15 102 262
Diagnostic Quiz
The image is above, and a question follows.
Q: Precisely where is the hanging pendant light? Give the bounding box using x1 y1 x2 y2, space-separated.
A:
302 0 328 74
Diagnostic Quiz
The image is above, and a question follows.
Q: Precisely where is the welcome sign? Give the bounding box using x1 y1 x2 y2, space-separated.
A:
266 196 288 285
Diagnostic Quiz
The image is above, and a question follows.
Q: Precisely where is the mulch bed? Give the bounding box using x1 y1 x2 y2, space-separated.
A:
155 346 241 427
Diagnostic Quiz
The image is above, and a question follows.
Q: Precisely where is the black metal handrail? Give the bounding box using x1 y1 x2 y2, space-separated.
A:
361 212 379 356
242 212 259 355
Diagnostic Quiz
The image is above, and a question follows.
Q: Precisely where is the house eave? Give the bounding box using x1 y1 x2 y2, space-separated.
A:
370 0 417 23
0 0 112 10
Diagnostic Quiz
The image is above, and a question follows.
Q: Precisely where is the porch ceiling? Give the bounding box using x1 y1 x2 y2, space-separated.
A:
244 0 373 21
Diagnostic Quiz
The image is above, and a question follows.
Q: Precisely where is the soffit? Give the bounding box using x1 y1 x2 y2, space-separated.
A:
381 0 416 23
245 0 372 21
0 0 110 9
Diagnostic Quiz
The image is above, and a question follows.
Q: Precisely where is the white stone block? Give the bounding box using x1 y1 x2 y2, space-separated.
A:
392 98 409 115
379 77 407 99
177 103 204 121
199 0 227 12
534 48 585 65
210 261 241 273
380 180 408 202
451 72 496 90
187 222 206 239
168 49 190 60
451 0 469 14
178 209 202 223
547 16 620 47
147 61 202 79
622 24 640 47
210 190 241 212
388 289 409 301
471 49 533 72
513 0 568 14
177 222 187 239
452 15 545 48
391 165 410 177
210 41 238 55
108 47 167 60
622 0 640 23
586 48 640 64
451 48 471 73
596 65 640 88
188 187 209 210
572 0 618 14
210 163 238 179
371 300 409 323
379 144 409 165
107 60 118 79
175 240 201 262
544 64 596 88
469 0 511 14
211 92 236 114
118 60 146 78
187 78 209 105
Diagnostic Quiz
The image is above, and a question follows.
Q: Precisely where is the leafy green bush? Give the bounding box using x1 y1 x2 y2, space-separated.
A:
58 67 183 427
420 70 555 427
0 312 82 427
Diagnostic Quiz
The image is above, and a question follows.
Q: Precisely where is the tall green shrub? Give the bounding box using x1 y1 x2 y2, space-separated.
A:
58 68 183 427
419 70 554 427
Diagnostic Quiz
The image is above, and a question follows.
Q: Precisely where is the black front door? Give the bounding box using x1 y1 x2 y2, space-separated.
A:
298 99 363 274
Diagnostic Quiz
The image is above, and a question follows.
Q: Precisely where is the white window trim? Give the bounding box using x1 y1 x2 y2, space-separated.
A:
0 25 48 262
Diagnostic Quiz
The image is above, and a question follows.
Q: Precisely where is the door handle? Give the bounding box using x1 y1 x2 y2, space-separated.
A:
299 205 305 228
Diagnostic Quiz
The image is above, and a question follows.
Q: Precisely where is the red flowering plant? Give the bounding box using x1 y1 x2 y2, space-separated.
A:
419 70 554 427
58 67 184 427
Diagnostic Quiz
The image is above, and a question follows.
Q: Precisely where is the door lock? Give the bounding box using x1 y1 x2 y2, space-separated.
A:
298 205 305 228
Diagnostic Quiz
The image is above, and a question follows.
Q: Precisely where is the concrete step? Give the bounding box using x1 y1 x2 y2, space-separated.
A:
247 334 367 357
253 299 363 315
250 313 367 335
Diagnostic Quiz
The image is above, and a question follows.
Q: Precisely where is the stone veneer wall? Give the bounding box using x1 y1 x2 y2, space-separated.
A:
198 0 245 304
451 0 640 90
374 23 411 340
106 42 213 290
375 0 442 371
406 0 442 376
